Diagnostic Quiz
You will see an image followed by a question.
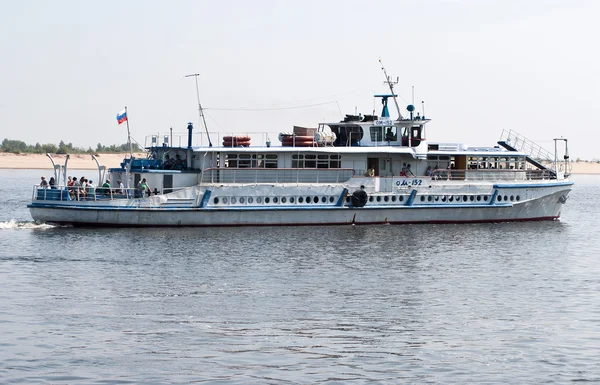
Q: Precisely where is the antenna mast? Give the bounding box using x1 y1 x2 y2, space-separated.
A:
378 58 404 120
185 73 212 147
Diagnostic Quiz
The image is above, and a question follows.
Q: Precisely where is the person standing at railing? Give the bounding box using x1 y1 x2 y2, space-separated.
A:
87 180 96 200
40 176 49 188
49 177 56 189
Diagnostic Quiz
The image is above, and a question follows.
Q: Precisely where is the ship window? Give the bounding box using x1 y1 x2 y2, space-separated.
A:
239 197 245 204
384 196 389 202
273 197 278 203
428 196 432 202
463 195 468 202
516 195 520 201
290 197 295 203
369 196 374 202
510 195 514 201
376 196 381 202
248 197 254 204
476 196 481 201
370 126 384 142
256 197 262 203
292 153 341 168
321 196 326 203
435 196 439 201
222 197 228 204
420 196 425 202
449 196 454 202
391 195 397 202
314 196 319 203
329 196 335 203
225 153 278 168
469 196 474 201
298 197 304 203
483 196 488 201
281 197 287 203
265 197 270 204
213 197 219 204
399 196 404 202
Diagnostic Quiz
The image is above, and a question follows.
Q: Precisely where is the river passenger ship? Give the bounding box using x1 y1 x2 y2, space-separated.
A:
28 74 573 227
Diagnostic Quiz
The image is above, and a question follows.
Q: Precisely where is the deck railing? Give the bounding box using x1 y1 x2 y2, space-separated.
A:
31 186 182 202
430 168 553 181
201 168 355 184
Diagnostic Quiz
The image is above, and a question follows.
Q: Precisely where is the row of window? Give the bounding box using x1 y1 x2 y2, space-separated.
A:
225 153 278 168
291 154 341 169
345 194 522 204
213 195 338 205
212 194 522 206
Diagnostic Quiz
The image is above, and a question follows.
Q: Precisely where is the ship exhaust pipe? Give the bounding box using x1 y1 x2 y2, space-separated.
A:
187 122 193 148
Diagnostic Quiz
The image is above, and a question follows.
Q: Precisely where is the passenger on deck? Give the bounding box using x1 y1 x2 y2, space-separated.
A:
425 166 432 176
138 178 151 197
87 180 96 199
40 176 49 188
49 177 56 189
432 166 440 180
364 167 375 177
174 154 185 170
101 179 111 195
117 179 125 195
163 154 175 170
385 128 397 142
406 164 415 176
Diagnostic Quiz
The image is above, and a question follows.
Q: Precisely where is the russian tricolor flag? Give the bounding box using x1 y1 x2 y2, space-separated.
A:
116 109 127 125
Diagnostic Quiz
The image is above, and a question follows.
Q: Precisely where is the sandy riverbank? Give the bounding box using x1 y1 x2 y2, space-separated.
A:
0 152 599 174
0 153 147 170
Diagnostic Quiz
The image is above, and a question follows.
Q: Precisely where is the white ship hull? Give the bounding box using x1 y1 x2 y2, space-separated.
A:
29 183 571 227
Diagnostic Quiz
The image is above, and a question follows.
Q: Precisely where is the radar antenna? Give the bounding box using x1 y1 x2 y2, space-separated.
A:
378 58 404 120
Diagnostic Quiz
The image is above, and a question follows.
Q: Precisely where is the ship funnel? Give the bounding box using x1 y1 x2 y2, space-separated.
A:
187 122 193 148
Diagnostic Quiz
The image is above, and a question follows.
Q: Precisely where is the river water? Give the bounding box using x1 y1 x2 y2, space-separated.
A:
1 169 599 384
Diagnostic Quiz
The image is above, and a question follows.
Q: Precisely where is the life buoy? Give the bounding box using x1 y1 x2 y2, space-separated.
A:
223 136 251 147
351 189 368 207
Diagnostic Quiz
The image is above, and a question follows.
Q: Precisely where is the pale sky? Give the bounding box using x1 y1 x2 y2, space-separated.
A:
1 0 598 159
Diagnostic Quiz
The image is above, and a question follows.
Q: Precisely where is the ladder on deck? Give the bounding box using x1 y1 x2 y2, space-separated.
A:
497 129 557 178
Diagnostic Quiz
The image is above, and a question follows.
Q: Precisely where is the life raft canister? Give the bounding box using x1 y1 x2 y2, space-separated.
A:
351 189 368 207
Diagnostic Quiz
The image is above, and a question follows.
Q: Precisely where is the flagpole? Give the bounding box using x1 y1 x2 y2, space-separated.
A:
125 106 133 158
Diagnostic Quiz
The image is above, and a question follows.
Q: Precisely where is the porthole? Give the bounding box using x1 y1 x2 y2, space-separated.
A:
391 196 396 202
265 197 270 204
503 195 508 201
321 196 326 203
222 197 228 204
435 196 439 201
384 196 389 202
248 197 254 204
369 196 374 202
449 196 454 202
484 196 488 201
456 196 461 202
257 197 262 204
420 196 425 202
442 196 446 202
290 197 295 203
428 196 433 202
399 196 404 202
239 197 245 204
314 196 319 204
329 196 335 203
469 196 474 202
497 195 502 202
345 196 350 203
213 197 219 204
298 197 304 203
516 195 520 201
274 197 279 203
306 196 311 203
476 196 481 201
463 195 468 202
376 196 382 202
281 197 287 203
510 195 514 201
231 197 237 204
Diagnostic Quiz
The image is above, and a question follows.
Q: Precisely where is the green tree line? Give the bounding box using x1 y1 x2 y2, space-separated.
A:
1 139 140 154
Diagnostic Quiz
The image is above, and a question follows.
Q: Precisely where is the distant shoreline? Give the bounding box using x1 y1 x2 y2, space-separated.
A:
0 153 146 170
0 152 598 174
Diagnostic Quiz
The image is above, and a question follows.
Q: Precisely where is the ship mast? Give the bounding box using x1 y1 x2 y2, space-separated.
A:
378 58 404 120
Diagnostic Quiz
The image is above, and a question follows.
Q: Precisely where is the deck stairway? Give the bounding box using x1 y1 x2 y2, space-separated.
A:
497 129 556 178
